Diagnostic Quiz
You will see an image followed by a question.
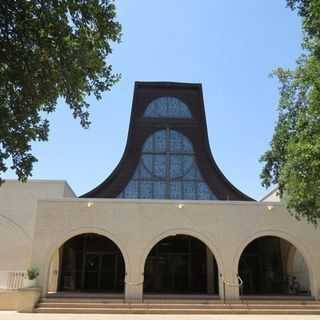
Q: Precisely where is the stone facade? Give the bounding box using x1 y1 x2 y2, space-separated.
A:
0 180 319 302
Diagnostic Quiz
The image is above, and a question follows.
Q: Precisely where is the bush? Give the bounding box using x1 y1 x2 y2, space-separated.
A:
26 267 39 280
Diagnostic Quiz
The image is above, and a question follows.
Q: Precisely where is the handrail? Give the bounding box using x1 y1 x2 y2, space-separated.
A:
220 274 243 304
223 275 243 288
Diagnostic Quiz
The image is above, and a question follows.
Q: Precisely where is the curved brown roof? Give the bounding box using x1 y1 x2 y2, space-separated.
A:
82 81 254 201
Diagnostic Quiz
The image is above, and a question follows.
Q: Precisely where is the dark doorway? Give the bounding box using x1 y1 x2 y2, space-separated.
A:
58 233 125 292
143 235 219 294
238 236 310 296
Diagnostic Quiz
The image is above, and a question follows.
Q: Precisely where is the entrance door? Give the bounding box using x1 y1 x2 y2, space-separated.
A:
100 254 118 291
84 253 100 290
59 233 125 292
144 235 219 294
84 253 120 291
169 254 189 292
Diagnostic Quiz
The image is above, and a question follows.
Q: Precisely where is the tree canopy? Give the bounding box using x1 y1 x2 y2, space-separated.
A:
0 0 121 184
261 0 320 225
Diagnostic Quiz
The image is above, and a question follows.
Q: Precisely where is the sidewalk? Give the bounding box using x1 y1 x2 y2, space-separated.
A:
0 312 320 320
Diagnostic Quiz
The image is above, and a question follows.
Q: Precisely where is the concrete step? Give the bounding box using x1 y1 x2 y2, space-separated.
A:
40 296 317 303
40 298 124 304
35 306 320 315
35 298 320 315
37 302 320 310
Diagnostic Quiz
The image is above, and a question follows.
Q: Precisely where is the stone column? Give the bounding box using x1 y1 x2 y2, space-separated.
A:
125 274 144 302
219 254 240 302
206 248 215 294
48 249 59 293
220 273 240 301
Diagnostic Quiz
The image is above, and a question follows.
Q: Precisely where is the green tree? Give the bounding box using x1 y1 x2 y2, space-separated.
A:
261 0 320 225
0 0 121 184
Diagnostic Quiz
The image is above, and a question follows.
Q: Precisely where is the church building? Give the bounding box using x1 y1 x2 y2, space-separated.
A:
0 82 319 313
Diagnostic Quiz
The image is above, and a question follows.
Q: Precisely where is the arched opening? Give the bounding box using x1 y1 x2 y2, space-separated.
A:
143 235 219 295
49 233 125 293
238 236 311 296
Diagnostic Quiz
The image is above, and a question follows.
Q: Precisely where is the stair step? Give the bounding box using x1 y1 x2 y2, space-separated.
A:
37 302 320 309
40 298 318 303
35 307 320 314
35 297 320 315
43 298 123 302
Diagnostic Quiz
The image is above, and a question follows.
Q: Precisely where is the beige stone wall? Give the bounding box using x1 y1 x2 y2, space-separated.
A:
1 180 319 302
30 198 320 301
0 290 19 310
17 287 41 313
0 180 75 270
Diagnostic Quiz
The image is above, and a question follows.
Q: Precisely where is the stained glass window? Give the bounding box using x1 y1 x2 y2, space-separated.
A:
118 129 217 200
144 97 192 118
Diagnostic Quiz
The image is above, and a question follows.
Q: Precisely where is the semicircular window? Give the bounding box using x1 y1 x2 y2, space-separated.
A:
144 97 192 118
118 129 217 200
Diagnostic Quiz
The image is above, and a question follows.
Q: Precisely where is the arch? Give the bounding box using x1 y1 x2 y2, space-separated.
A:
144 96 192 118
141 228 223 275
140 228 223 296
143 234 219 294
57 233 125 292
43 226 130 295
234 230 314 296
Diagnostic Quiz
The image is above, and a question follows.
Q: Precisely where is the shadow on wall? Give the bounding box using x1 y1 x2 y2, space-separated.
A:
0 217 31 271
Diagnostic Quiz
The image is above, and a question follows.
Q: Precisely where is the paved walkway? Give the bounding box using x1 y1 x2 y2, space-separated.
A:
0 312 320 320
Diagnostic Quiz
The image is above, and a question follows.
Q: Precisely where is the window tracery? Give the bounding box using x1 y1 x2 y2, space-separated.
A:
118 129 216 200
144 97 192 118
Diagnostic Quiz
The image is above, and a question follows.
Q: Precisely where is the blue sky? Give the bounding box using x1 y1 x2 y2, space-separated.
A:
4 0 303 200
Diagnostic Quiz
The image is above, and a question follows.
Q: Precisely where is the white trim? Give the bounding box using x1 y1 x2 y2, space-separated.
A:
2 179 69 183
260 186 279 202
2 179 76 197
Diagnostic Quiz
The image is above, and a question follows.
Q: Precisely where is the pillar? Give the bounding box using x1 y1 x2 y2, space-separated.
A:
47 249 59 293
125 274 143 302
206 248 215 294
219 256 240 302
220 274 240 301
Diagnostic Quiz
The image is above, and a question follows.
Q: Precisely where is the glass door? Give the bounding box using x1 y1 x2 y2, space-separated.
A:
84 253 100 290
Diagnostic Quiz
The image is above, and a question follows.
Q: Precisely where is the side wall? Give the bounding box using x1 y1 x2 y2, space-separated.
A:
0 180 75 271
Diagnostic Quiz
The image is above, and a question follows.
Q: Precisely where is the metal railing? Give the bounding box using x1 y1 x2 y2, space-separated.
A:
220 274 243 304
0 271 26 289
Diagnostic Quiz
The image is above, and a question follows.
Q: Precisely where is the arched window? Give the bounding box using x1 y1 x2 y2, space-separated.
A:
144 97 192 118
118 129 216 200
